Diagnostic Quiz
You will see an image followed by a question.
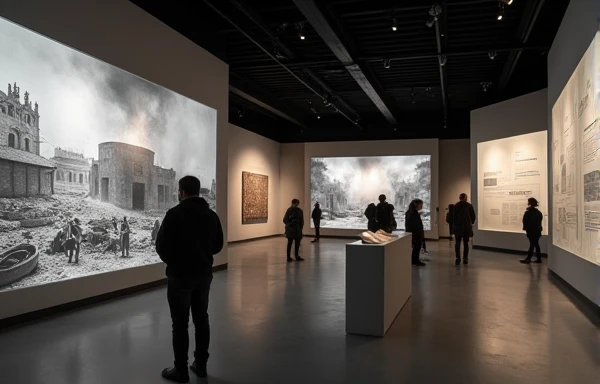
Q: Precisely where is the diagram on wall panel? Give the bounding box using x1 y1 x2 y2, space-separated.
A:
0 17 218 291
477 131 548 234
552 31 600 265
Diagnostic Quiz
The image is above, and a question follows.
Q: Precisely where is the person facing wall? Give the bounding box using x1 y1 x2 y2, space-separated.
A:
405 199 426 267
453 193 476 266
283 199 304 262
520 197 543 264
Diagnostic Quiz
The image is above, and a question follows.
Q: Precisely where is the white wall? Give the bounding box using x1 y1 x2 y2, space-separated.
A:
0 0 229 320
439 139 471 237
297 139 440 239
470 90 548 253
279 143 306 229
547 0 600 306
228 124 281 242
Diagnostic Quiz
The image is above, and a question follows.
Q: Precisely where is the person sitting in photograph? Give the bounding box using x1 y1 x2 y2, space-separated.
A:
283 199 304 261
405 199 426 266
520 197 543 264
120 217 130 258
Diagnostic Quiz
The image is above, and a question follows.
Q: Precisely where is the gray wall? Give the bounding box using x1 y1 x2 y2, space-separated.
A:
470 89 549 253
439 139 471 237
547 0 600 306
0 0 229 319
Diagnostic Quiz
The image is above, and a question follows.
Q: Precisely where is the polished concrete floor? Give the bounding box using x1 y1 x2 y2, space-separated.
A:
0 238 598 384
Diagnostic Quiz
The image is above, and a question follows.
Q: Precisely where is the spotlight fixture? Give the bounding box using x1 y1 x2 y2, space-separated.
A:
488 50 497 60
497 3 505 20
297 23 306 40
317 115 321 119
500 0 513 4
383 59 391 69
237 108 245 118
392 17 398 31
439 54 447 66
481 82 492 92
426 4 442 28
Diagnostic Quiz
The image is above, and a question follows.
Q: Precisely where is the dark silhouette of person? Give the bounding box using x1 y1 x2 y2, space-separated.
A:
120 217 130 257
311 202 322 243
376 194 396 233
111 216 118 232
405 199 426 266
364 203 379 232
453 193 476 265
156 176 224 383
445 204 455 241
283 199 304 261
521 197 543 264
151 219 160 245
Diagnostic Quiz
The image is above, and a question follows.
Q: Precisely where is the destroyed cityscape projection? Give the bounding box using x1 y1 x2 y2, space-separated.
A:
310 156 431 230
0 18 217 291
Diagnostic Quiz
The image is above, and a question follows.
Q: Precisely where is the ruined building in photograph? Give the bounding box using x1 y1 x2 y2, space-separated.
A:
89 142 177 211
0 83 54 197
51 147 90 189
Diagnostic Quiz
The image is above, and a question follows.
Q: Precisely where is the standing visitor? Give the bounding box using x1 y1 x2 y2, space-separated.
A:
120 216 130 258
520 197 543 264
156 175 224 383
311 202 322 243
405 199 426 266
283 199 304 261
376 194 396 233
364 203 379 232
446 204 455 241
453 193 476 265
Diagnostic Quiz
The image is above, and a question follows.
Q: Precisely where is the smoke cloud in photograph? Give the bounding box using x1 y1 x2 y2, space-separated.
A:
0 17 216 186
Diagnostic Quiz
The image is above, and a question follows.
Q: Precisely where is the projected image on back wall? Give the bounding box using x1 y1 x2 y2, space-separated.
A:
310 156 431 230
0 18 217 291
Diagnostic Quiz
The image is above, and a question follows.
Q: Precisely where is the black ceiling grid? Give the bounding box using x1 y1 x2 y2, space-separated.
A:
130 0 571 143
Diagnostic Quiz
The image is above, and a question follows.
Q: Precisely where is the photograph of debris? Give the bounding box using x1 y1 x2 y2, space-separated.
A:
310 156 431 230
0 18 216 291
242 172 268 224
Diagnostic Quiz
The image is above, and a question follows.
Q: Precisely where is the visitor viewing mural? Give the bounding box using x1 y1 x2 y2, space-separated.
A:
310 155 431 230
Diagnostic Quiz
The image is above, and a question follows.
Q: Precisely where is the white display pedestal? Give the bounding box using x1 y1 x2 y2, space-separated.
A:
345 232 412 337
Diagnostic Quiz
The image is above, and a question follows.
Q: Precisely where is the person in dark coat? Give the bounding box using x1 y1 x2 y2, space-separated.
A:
283 199 304 261
445 204 455 241
311 202 322 243
520 197 543 264
156 176 224 383
365 203 379 232
376 194 396 233
405 199 426 266
453 193 476 265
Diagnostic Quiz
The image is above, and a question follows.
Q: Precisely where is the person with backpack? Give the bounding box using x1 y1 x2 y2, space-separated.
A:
453 193 476 265
445 204 455 241
405 199 426 266
283 199 304 262
376 194 397 233
364 203 379 232
520 197 543 264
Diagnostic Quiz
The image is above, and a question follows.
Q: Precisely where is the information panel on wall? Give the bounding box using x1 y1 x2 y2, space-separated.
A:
310 155 431 230
0 17 217 291
477 131 548 234
551 31 600 266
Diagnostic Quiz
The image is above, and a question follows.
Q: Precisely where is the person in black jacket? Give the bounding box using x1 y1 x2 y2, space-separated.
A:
520 197 543 264
311 202 322 243
405 199 426 266
453 193 476 266
156 176 224 383
283 199 304 261
376 194 396 233
364 203 379 232
445 204 455 241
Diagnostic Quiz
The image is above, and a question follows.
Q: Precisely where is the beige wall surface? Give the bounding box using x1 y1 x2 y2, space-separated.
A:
228 124 281 242
0 0 229 319
439 139 471 237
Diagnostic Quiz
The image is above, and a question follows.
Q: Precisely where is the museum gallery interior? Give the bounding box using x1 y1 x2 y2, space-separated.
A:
0 1 598 383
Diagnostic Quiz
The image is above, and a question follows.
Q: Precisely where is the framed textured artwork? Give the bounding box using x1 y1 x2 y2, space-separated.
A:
242 172 268 224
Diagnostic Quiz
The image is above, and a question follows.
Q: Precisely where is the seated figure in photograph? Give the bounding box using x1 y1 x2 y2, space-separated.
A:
520 197 543 264
405 199 426 266
156 176 224 383
283 199 304 261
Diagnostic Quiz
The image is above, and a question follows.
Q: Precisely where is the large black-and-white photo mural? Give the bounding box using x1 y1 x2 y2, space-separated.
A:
310 156 431 230
0 18 217 291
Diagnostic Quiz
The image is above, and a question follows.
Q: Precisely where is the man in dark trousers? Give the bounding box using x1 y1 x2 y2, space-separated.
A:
453 193 476 266
283 198 304 261
156 176 224 383
311 202 322 243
